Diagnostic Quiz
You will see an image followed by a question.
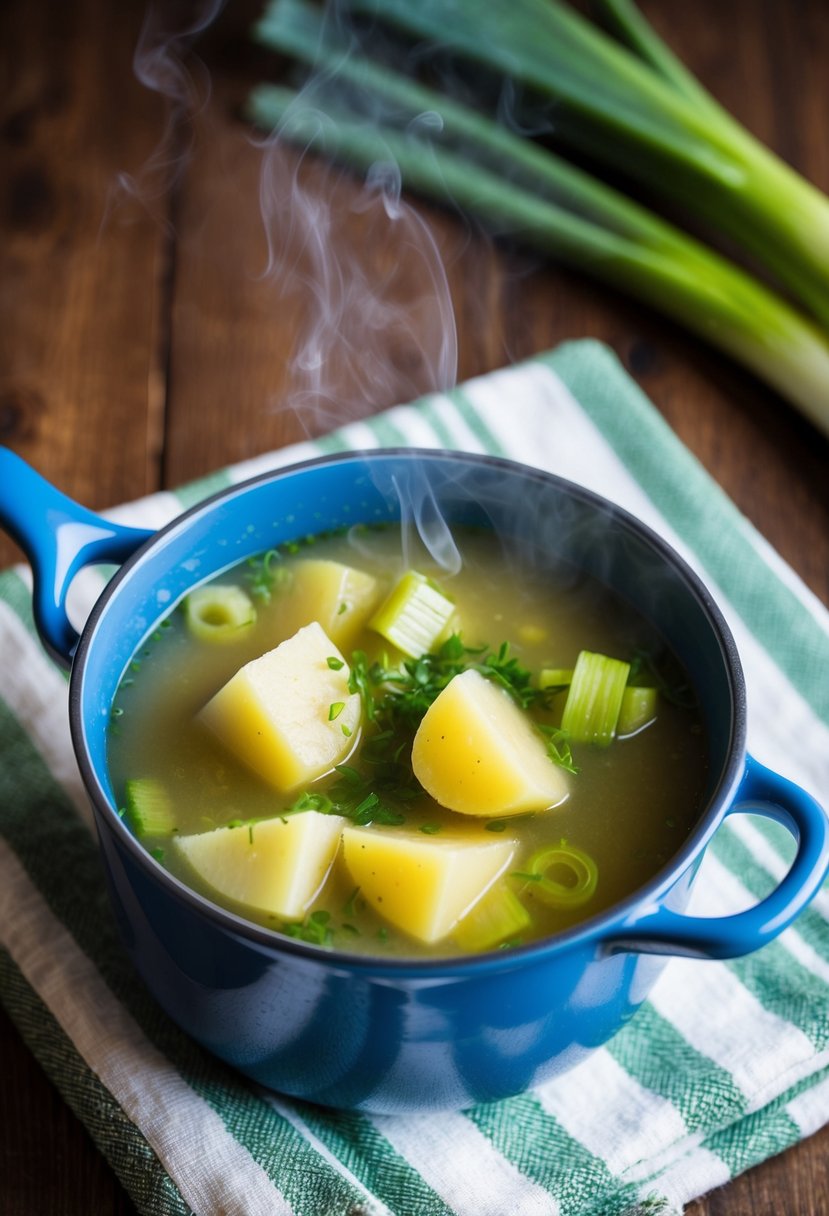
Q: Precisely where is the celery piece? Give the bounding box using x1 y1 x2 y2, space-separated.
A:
125 778 177 838
617 685 658 736
185 584 256 643
369 570 455 658
524 842 598 909
561 651 630 746
539 667 573 690
453 881 532 952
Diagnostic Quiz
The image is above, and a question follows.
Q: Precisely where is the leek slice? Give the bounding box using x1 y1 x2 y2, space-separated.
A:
539 668 573 691
523 842 598 909
561 651 630 746
185 585 256 643
370 570 455 658
453 882 532 951
125 778 177 837
617 685 658 736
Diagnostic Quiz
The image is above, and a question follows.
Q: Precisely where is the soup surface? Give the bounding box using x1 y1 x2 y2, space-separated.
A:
107 523 708 957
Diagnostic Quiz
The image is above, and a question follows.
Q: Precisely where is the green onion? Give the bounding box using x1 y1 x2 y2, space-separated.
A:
561 651 630 746
250 0 829 435
522 842 598 908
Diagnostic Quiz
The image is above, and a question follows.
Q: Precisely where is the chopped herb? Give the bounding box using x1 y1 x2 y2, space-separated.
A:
334 763 362 786
337 601 348 615
485 819 508 832
290 791 333 815
343 886 361 917
328 701 346 721
248 825 254 844
150 848 165 863
282 909 334 947
245 549 285 603
354 792 380 817
537 724 579 774
419 822 441 834
628 646 697 708
226 818 244 829
341 723 353 737
327 655 345 670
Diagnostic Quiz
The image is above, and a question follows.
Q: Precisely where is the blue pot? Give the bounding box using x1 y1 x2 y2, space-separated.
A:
2 445 827 1113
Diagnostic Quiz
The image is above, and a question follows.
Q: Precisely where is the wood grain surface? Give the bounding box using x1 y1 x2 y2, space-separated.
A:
1 1 828 1212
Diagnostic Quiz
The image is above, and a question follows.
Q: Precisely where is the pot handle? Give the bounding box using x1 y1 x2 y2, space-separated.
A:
603 755 829 959
0 447 154 669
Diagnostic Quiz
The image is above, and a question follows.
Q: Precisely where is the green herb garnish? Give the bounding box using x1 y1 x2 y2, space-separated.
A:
282 909 334 947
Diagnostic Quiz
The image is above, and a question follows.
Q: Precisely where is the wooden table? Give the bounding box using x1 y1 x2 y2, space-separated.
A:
2 1 828 1211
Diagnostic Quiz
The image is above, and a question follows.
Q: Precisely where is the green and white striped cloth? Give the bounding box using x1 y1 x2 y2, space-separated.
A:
2 340 828 1216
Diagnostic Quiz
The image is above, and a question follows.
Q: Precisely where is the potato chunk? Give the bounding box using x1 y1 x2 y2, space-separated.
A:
199 622 361 792
411 669 568 816
275 560 381 649
173 811 346 919
341 825 516 943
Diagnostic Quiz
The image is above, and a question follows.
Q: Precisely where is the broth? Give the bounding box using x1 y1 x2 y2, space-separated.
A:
107 524 707 957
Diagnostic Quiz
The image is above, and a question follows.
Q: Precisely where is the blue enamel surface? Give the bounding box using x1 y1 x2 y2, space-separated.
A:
0 447 153 667
4 448 828 1110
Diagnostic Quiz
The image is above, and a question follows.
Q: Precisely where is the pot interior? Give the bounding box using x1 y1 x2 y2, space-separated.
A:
74 452 743 849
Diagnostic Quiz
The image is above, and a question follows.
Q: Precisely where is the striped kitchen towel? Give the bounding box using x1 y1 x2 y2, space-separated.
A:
1 339 828 1216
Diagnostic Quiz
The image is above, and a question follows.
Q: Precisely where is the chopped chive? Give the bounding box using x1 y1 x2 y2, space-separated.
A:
327 655 345 670
337 601 348 615
341 723 353 737
485 819 508 832
328 701 346 721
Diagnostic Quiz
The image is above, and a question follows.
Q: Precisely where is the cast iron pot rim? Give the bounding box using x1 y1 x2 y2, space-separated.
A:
69 448 747 976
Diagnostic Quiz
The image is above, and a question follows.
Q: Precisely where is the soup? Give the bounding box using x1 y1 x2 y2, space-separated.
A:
107 523 707 957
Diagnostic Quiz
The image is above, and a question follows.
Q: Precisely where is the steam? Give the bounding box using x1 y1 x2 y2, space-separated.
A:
108 0 226 223
115 0 462 564
256 90 458 433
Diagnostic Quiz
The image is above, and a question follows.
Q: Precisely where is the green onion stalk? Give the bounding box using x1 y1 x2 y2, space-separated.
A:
250 0 829 436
